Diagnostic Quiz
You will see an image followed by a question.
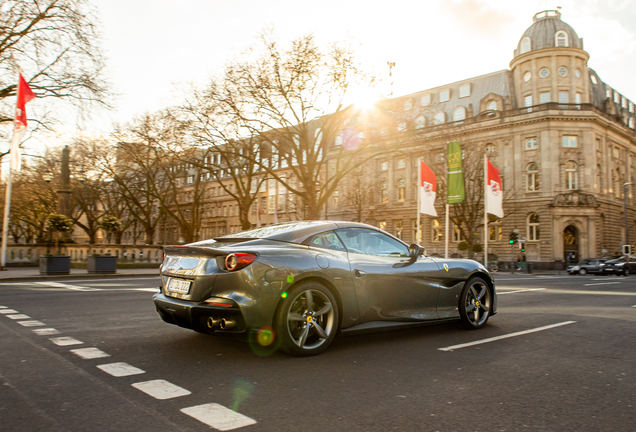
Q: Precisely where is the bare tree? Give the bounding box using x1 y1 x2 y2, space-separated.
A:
0 0 111 154
199 33 379 220
338 165 374 223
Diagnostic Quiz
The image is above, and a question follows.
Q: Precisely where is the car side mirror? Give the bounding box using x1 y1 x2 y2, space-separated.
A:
408 243 423 258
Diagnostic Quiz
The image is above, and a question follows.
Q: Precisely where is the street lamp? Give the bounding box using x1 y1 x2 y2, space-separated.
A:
624 182 633 259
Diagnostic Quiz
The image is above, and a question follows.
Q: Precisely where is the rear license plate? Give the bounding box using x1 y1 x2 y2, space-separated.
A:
167 278 191 294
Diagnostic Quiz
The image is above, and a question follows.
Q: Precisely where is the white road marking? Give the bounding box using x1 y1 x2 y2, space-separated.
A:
97 362 145 377
181 403 257 431
17 320 45 327
497 288 546 295
583 282 622 286
0 309 18 314
55 277 159 283
0 305 7 308
7 314 30 320
50 337 83 346
32 328 60 335
130 288 159 292
35 282 101 291
132 379 191 400
70 347 110 359
438 321 576 352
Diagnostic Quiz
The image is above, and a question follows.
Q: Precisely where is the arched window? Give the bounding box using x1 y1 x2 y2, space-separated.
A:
528 213 540 240
415 116 426 130
487 101 497 111
453 106 466 122
526 163 539 191
380 181 389 203
555 31 568 47
565 161 577 190
397 179 406 202
434 111 445 125
520 37 531 54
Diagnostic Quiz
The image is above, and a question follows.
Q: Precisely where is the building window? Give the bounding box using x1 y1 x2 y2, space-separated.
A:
453 106 466 122
528 213 540 240
629 117 635 129
453 226 465 242
187 175 194 184
606 87 612 99
555 31 568 47
558 67 568 77
397 179 406 202
565 162 578 190
397 159 406 169
523 72 532 82
591 74 598 85
333 190 339 208
486 144 496 154
395 220 403 239
526 137 538 150
421 94 431 106
614 92 620 104
540 92 550 104
380 182 389 203
596 164 602 192
440 90 450 102
434 111 445 125
559 91 569 105
378 221 387 230
520 37 531 54
381 161 389 171
335 134 343 146
539 68 550 78
404 99 413 111
630 102 634 113
562 135 577 147
487 101 497 111
622 97 627 109
576 93 581 104
397 122 407 133
525 95 533 112
432 219 442 242
489 220 503 241
459 84 470 98
415 116 426 130
526 163 539 191
575 69 581 78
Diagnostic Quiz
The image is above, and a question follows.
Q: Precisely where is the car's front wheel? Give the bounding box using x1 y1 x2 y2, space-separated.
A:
274 281 339 356
459 277 492 329
579 268 587 276
624 268 630 277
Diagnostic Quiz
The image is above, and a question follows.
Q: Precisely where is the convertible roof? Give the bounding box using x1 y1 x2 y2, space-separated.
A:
212 220 376 244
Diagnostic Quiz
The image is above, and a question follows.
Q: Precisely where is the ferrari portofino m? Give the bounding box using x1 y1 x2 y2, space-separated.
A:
153 221 497 356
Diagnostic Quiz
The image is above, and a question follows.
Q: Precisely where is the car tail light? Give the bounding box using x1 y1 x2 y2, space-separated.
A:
225 253 257 271
204 297 237 307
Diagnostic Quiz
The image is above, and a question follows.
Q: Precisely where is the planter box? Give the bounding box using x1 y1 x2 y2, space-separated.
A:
40 256 71 275
87 255 117 274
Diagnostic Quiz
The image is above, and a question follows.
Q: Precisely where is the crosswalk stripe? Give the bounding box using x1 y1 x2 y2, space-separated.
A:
50 337 83 346
97 362 145 377
132 380 191 400
7 314 30 319
17 320 45 327
36 282 101 291
32 328 60 335
70 347 110 359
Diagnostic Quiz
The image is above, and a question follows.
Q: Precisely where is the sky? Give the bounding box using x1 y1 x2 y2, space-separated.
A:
20 0 636 150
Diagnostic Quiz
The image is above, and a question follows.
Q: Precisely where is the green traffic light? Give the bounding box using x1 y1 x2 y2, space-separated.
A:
509 240 514 244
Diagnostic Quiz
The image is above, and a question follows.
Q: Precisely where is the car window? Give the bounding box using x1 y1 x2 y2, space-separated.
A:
336 228 409 257
306 231 346 252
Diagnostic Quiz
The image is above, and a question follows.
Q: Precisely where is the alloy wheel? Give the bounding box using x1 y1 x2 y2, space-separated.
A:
286 289 335 349
464 281 491 327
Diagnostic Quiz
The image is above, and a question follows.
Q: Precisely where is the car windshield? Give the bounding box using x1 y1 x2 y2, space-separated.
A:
576 260 590 265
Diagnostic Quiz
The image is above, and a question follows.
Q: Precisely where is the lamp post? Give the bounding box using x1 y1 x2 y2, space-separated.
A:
624 182 632 259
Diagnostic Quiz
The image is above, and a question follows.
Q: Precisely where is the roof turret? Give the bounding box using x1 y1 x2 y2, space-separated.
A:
514 10 583 57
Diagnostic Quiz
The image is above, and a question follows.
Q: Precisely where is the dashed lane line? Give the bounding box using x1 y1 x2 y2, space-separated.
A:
70 347 110 359
17 320 44 327
97 362 145 377
132 380 191 400
181 403 257 431
498 288 546 295
6 314 30 320
438 321 577 352
32 328 60 335
50 336 83 346
0 309 18 314
583 282 622 286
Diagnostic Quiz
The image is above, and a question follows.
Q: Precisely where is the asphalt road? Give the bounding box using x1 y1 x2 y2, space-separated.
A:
1 273 634 432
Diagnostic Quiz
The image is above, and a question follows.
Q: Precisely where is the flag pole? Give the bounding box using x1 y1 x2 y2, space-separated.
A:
416 158 421 244
444 204 449 258
484 154 488 268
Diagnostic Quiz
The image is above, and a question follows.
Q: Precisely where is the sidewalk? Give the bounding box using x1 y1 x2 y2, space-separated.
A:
0 266 160 282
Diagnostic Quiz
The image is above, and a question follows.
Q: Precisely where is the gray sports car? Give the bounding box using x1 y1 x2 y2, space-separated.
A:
153 221 497 356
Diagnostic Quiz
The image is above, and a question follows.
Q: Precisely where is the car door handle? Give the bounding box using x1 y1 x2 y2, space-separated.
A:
354 269 367 278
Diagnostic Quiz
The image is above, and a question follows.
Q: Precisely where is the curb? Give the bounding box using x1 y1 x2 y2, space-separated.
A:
0 273 160 283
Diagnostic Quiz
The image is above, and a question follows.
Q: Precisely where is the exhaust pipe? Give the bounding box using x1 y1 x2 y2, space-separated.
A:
207 317 221 329
220 318 236 330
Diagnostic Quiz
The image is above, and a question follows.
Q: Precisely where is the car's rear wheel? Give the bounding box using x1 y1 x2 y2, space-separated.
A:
579 268 587 276
624 268 630 277
274 281 338 356
459 277 491 329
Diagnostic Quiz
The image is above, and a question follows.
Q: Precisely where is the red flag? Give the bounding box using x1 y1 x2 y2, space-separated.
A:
11 73 36 171
419 160 437 217
486 158 504 218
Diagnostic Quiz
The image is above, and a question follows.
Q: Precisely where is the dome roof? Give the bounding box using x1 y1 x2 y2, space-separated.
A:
514 10 583 57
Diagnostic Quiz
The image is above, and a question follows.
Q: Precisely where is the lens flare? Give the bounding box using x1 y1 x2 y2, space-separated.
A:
248 326 280 356
231 379 254 411
286 274 294 283
281 291 288 298
257 328 274 346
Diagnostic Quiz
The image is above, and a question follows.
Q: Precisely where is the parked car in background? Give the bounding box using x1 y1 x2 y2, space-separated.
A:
601 256 636 276
566 258 607 275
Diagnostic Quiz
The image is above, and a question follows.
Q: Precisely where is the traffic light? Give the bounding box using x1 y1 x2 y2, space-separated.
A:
509 231 519 244
521 247 525 252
